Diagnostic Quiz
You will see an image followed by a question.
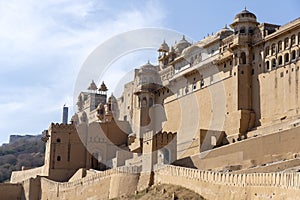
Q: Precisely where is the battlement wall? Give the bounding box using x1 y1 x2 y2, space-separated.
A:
40 166 141 199
155 165 300 200
49 123 76 132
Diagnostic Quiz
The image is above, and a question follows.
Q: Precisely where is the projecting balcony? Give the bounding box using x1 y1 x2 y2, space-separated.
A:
128 135 142 153
230 34 252 49
214 51 233 65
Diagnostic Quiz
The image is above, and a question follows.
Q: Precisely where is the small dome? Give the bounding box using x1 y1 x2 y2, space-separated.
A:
234 8 257 20
158 40 169 52
182 45 201 58
108 94 116 104
87 80 98 90
216 25 233 37
98 81 108 92
174 35 191 55
231 8 258 28
140 61 157 72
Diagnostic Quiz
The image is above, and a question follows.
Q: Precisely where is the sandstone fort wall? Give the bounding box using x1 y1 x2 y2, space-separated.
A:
11 166 44 184
40 167 140 200
0 183 24 200
155 165 300 200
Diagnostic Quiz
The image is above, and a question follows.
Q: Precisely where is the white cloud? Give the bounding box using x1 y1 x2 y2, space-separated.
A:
0 0 166 144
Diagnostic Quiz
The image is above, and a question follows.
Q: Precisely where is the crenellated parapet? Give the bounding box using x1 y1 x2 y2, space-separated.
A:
155 165 300 192
49 123 76 132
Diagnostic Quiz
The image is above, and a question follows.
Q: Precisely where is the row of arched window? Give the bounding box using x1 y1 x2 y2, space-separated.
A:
265 33 300 56
234 26 254 35
265 50 299 70
138 97 153 108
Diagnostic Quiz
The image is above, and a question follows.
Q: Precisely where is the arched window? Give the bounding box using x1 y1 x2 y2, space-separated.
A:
266 61 270 70
56 138 61 143
292 50 296 60
272 58 276 68
278 41 282 51
271 43 276 55
284 53 289 63
265 46 270 56
278 56 283 66
142 97 147 107
284 37 289 49
240 27 245 34
240 52 246 64
291 35 296 45
57 156 61 161
248 27 254 35
160 148 170 164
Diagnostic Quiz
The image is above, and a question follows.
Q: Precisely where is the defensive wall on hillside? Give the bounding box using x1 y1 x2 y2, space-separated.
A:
2 164 300 200
155 165 300 200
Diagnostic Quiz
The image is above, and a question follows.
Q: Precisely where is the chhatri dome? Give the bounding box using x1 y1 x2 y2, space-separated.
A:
174 35 191 55
98 81 108 92
140 61 157 72
158 40 170 52
232 8 258 24
87 80 98 91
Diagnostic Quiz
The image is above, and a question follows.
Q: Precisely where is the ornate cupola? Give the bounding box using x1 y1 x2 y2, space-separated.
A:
230 8 259 35
87 80 98 92
98 81 108 95
173 35 191 56
158 40 170 69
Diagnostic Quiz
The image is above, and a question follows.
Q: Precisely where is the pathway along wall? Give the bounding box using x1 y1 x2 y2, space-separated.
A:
154 165 300 200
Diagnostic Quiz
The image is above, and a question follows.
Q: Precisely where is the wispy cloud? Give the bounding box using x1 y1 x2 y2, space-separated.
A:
0 0 166 143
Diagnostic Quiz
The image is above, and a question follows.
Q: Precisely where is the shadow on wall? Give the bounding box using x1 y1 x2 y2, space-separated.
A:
172 157 197 169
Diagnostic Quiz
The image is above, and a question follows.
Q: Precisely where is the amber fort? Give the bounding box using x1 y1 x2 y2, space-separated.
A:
1 8 300 200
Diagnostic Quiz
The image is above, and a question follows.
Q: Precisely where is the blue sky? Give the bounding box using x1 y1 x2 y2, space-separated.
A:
0 0 299 144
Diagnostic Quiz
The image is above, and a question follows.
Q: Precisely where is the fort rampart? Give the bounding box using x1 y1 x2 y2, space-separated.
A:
155 165 300 200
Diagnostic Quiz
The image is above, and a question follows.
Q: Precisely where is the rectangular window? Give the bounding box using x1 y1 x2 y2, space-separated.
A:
67 143 71 162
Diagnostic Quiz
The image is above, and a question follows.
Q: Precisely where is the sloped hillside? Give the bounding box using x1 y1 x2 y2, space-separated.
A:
113 184 205 200
0 135 45 182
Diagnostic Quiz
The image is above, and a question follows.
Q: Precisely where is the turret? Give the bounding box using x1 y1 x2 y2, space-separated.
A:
230 8 259 36
158 40 170 69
